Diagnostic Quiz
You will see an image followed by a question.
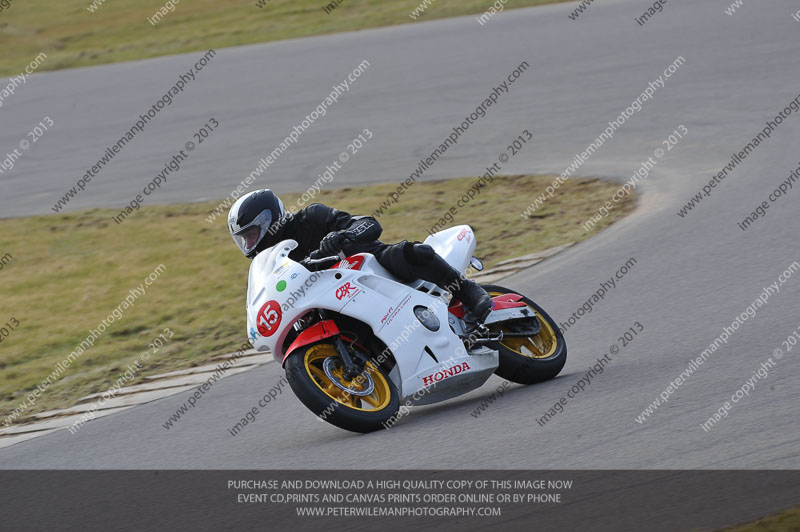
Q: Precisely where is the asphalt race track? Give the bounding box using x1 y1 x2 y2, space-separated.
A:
1 0 798 501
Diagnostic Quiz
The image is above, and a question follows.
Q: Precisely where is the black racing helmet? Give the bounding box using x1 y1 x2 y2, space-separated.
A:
227 189 287 258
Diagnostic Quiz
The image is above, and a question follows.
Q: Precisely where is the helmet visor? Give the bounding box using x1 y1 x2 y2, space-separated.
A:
231 209 273 256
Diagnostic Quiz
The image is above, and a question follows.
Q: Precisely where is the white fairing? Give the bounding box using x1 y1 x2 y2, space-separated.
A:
423 225 476 274
245 228 497 404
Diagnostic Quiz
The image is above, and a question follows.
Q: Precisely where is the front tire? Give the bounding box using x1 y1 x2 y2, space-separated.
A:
481 284 567 385
285 343 400 433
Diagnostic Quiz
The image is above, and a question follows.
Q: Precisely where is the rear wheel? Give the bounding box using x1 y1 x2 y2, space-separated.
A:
482 284 567 384
285 343 400 433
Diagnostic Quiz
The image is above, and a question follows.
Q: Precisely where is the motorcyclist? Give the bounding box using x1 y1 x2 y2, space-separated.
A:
227 189 492 321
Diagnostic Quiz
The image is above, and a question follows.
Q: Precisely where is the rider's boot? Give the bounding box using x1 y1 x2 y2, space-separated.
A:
397 242 493 323
442 269 493 323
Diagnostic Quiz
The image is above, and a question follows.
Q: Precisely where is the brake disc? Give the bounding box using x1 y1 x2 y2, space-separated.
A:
322 357 375 396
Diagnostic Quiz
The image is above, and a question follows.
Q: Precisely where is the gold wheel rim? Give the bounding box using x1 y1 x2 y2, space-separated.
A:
303 344 392 411
488 291 558 359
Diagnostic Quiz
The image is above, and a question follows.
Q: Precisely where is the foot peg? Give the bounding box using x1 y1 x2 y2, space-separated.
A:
460 324 503 346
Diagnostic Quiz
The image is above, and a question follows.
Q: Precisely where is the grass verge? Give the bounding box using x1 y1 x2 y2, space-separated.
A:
715 507 800 532
0 174 634 421
0 0 570 77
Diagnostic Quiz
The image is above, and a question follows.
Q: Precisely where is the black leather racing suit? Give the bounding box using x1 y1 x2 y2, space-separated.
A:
271 203 444 283
257 203 492 320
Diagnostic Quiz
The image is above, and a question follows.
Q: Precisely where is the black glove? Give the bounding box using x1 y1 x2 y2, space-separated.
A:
319 231 349 257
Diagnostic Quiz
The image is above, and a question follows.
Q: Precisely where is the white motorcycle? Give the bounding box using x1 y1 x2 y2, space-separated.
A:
246 225 566 433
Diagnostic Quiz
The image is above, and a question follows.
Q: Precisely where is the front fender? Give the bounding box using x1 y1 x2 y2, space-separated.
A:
281 320 340 366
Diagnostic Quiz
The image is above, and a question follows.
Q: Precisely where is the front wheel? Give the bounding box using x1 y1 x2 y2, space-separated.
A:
482 284 567 385
285 342 400 433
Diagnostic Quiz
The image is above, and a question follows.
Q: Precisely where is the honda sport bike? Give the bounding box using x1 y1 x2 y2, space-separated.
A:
246 225 566 432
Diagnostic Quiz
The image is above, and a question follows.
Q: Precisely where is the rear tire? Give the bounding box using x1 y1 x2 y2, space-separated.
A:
285 342 400 433
481 284 567 385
